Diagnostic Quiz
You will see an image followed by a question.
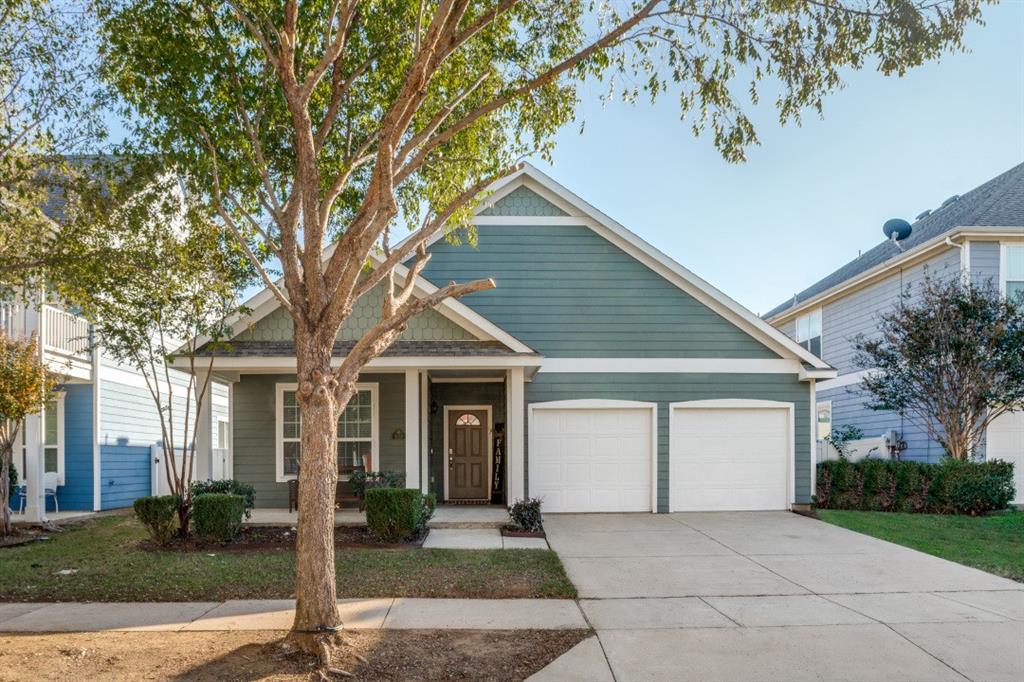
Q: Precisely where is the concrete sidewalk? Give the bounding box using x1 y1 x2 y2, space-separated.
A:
0 598 587 632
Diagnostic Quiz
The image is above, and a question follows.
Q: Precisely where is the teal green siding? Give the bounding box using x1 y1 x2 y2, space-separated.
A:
525 373 812 511
427 381 506 501
233 373 406 508
420 224 780 358
480 186 567 217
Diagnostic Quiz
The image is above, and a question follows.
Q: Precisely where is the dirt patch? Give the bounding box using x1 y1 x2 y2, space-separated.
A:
0 527 50 549
140 526 425 553
500 526 546 538
0 629 589 681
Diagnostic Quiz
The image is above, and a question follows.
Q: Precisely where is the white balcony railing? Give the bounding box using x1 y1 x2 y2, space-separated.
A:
0 300 16 336
42 305 91 359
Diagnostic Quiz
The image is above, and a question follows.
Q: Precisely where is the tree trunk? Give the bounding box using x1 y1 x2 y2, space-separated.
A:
291 332 344 641
1 442 11 536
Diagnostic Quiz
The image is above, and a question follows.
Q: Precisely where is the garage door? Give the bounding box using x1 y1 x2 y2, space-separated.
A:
530 404 654 512
987 411 1024 504
671 403 790 512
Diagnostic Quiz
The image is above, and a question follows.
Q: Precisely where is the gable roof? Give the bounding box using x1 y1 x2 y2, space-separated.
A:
765 162 1024 320
466 164 833 370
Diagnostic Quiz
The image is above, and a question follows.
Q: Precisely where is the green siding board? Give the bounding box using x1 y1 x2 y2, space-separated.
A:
420 224 780 358
525 373 812 511
233 372 406 508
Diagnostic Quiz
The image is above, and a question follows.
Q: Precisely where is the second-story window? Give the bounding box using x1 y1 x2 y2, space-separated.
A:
1003 245 1024 301
796 309 822 357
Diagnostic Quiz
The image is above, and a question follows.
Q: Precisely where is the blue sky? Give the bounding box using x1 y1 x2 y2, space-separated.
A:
533 2 1024 315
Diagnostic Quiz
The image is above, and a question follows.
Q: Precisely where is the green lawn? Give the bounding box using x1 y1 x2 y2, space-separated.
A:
818 509 1024 582
0 515 576 602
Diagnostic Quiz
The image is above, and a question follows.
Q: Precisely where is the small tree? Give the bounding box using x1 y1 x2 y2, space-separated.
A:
0 334 60 535
59 164 251 534
854 277 1024 461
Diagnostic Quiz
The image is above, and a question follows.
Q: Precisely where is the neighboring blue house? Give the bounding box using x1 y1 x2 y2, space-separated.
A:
179 165 836 514
765 162 1024 502
2 297 231 522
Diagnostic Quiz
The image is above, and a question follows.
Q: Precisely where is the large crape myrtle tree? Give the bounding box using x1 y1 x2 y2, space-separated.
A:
96 0 983 663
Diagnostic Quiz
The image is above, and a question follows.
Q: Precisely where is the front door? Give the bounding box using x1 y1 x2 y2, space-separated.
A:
448 409 489 499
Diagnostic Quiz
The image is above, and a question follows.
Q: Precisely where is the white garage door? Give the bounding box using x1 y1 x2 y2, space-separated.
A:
987 411 1024 504
671 404 790 512
530 405 654 512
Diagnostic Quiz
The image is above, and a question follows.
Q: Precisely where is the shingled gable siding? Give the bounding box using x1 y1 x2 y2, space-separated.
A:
233 372 405 508
235 281 477 343
525 373 813 511
479 185 568 216
419 223 780 358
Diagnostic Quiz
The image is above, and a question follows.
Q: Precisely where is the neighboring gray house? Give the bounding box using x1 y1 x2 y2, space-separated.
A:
765 162 1024 502
181 165 835 513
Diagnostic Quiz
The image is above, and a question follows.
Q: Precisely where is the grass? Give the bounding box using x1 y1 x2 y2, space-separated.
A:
0 514 576 602
818 509 1024 582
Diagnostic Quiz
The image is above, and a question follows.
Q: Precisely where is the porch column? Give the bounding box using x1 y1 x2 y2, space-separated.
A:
419 372 429 494
506 367 525 504
404 369 420 490
194 369 213 481
22 413 46 523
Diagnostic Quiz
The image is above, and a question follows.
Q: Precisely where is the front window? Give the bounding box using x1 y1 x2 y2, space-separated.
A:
1004 245 1024 301
276 383 378 481
816 401 832 441
796 309 822 357
43 399 59 475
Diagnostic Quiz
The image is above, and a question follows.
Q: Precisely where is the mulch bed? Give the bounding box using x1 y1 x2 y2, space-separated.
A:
0 629 591 681
139 525 427 553
500 525 546 538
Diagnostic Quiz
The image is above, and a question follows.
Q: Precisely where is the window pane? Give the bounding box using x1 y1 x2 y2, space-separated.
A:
796 316 809 342
1008 280 1024 302
44 447 58 473
809 336 822 357
283 391 301 439
455 413 481 426
1006 246 1024 280
809 310 822 338
44 401 57 445
338 389 372 439
338 440 372 470
283 441 301 475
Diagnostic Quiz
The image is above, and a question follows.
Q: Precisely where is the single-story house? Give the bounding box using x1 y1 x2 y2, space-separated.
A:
184 165 835 513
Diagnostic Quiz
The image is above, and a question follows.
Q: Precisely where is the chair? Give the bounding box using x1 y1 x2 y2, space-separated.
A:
43 471 59 513
10 485 26 515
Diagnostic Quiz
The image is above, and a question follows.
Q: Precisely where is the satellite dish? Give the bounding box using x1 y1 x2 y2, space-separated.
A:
883 218 913 241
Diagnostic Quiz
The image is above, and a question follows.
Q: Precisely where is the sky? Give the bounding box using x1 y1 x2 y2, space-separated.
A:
531 2 1024 316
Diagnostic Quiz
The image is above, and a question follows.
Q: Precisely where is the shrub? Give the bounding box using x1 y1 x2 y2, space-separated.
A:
419 493 437 534
192 493 245 542
7 460 17 501
133 495 179 545
348 470 404 501
191 479 256 519
365 488 429 542
815 459 1014 515
508 497 544 532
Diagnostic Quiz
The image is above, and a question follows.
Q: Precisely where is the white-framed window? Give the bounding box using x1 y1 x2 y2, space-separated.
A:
816 401 832 442
274 382 379 482
796 309 823 357
1001 244 1024 301
216 417 230 450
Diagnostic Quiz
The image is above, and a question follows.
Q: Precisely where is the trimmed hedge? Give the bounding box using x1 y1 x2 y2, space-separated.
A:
192 493 246 542
816 459 1015 515
509 497 544 532
191 479 256 519
133 495 179 545
365 488 435 542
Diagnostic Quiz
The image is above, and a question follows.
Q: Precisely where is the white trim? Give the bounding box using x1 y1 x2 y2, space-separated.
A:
527 399 659 513
274 382 380 483
810 382 818 499
767 228 1024 324
506 368 525 503
442 404 493 501
43 393 66 487
539 357 829 376
419 373 429 494
816 369 876 392
961 239 971 275
182 355 542 371
404 369 420 490
473 216 588 226
668 399 795 511
91 345 102 511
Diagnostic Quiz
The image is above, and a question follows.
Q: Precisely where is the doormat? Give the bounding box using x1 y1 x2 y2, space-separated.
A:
445 499 493 505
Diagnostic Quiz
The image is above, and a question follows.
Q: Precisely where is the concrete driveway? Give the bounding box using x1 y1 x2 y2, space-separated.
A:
540 512 1024 682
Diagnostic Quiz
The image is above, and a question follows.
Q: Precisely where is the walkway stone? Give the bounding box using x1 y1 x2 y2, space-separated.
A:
382 598 587 630
423 528 502 549
0 602 218 632
526 636 614 682
829 592 1008 624
702 595 873 627
934 589 1024 621
501 535 548 549
892 621 1024 682
580 597 733 630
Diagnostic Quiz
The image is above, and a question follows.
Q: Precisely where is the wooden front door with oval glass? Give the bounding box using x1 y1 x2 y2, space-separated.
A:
447 409 489 500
